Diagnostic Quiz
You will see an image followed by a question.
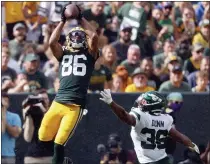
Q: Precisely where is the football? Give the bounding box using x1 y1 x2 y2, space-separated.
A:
64 4 79 20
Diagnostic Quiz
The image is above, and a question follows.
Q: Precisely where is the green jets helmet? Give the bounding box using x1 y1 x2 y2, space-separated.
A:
135 91 167 114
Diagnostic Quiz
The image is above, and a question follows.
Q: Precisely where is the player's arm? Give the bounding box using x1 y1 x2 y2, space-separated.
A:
78 8 99 59
49 21 65 60
80 17 99 58
100 89 136 126
169 127 200 154
49 7 67 61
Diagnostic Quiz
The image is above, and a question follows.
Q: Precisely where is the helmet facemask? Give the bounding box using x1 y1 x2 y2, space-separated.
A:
66 27 88 51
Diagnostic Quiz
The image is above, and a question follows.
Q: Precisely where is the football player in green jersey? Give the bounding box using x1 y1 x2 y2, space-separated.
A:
38 5 99 164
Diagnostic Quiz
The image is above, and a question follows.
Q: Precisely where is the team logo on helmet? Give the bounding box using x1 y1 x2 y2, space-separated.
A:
146 93 162 103
66 27 88 50
135 91 166 114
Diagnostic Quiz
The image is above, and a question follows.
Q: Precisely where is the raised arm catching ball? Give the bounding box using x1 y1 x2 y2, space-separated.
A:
38 4 99 164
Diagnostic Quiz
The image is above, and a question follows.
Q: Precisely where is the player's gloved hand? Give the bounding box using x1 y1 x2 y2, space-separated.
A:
75 5 83 20
189 142 200 154
100 89 113 105
61 6 67 23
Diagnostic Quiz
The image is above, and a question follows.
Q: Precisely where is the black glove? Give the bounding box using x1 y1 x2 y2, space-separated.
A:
76 5 83 20
61 6 67 23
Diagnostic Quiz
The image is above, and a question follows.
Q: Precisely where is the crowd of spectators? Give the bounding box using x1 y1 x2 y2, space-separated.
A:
1 1 209 95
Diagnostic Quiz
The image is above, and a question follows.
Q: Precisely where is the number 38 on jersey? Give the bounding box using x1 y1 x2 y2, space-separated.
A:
61 54 87 77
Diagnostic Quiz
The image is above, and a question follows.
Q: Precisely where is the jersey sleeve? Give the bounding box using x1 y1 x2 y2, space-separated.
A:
130 107 140 121
56 47 65 62
129 107 146 128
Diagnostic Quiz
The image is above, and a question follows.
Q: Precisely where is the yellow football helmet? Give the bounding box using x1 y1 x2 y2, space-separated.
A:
66 27 88 51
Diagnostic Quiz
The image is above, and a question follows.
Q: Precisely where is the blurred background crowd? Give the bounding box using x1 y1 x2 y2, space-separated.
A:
1 1 210 94
1 1 210 164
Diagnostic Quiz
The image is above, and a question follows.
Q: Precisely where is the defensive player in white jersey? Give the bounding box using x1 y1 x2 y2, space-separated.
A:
100 90 200 164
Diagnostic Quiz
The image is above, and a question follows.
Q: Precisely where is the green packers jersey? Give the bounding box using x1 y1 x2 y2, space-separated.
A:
118 3 147 42
55 49 96 108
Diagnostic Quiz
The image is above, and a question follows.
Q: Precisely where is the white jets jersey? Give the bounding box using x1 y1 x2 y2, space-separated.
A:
129 107 173 163
38 2 71 22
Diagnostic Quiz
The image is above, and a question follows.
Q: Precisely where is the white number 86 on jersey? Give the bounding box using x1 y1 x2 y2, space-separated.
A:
61 54 87 76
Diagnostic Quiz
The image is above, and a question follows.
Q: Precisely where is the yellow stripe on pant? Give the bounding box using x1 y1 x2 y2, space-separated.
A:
38 101 83 145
